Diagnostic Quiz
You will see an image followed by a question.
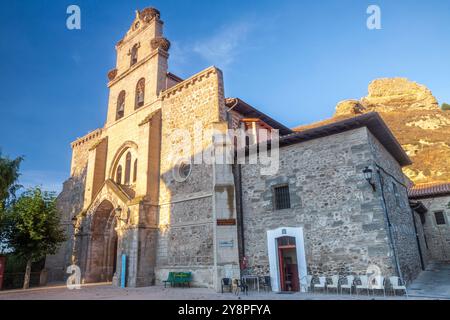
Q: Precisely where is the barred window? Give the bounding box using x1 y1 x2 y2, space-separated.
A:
274 185 291 210
434 211 446 225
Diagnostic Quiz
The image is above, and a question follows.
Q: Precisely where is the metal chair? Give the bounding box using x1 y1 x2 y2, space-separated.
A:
370 275 386 297
300 275 313 292
340 275 355 295
221 278 232 293
260 276 271 292
233 278 248 296
389 276 408 298
355 275 370 296
313 276 327 293
327 275 340 294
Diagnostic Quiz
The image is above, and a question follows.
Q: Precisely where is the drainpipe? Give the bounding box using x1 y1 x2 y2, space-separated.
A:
232 163 245 263
375 168 404 282
375 164 426 273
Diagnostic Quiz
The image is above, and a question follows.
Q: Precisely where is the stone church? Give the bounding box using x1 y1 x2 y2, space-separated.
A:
46 7 432 292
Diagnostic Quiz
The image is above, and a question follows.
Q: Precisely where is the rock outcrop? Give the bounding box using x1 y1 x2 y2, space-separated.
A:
303 78 450 184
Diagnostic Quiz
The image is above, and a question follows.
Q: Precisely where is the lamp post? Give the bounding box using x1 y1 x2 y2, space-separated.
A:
363 166 376 191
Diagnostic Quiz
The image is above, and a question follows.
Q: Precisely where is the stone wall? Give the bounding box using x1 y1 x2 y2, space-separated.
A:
241 127 404 279
418 195 450 261
155 67 227 288
367 131 423 282
45 129 101 282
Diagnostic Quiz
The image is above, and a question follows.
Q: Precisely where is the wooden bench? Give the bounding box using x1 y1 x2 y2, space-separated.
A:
163 272 192 288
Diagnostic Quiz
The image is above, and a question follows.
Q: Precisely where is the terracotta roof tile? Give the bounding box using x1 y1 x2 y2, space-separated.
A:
409 182 450 199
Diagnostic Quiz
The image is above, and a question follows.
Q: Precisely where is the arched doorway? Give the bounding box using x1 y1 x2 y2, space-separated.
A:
85 200 118 283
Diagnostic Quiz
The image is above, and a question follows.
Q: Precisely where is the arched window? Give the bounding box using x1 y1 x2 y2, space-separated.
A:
135 78 145 109
133 159 138 182
116 165 122 185
124 152 132 185
116 91 126 120
130 44 139 66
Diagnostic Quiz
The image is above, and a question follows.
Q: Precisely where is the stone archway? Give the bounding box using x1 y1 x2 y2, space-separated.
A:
85 200 118 283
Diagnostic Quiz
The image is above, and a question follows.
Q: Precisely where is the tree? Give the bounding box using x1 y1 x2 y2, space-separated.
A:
5 187 66 289
0 150 23 254
442 103 450 111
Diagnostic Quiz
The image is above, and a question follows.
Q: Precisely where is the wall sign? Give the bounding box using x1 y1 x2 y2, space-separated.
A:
219 240 234 248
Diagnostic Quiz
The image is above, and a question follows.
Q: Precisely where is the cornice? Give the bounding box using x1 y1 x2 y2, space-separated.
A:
161 66 220 101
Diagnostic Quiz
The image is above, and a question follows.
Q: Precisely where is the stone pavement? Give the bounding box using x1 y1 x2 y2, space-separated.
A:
408 262 450 299
0 283 431 300
1 263 448 300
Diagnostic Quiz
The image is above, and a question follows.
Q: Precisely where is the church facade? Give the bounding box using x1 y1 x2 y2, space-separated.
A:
46 7 427 291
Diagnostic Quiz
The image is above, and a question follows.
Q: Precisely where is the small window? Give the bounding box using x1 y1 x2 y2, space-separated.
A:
179 162 191 180
133 159 138 182
116 90 126 120
135 78 145 109
124 152 131 185
116 165 122 185
173 160 191 182
434 211 446 225
130 44 138 66
274 185 291 210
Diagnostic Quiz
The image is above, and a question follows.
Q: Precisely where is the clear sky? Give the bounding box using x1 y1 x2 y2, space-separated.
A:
0 0 449 192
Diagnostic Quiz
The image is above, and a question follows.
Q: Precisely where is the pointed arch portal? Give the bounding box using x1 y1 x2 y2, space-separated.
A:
85 200 118 283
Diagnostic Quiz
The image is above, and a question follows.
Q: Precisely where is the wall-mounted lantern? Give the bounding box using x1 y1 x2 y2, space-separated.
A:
115 206 128 223
363 166 376 192
71 216 78 228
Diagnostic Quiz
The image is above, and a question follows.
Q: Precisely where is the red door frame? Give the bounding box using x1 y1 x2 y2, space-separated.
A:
278 244 296 292
278 248 285 291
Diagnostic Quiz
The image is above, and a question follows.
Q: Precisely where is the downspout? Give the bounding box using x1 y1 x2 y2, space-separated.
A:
375 163 426 272
232 163 245 264
375 168 404 282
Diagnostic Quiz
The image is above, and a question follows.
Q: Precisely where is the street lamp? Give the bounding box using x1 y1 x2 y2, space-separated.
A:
363 166 376 191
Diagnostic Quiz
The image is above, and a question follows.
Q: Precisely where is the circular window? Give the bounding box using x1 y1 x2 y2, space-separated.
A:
172 159 192 182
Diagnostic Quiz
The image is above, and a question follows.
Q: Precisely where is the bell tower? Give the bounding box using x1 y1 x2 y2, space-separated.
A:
105 7 170 125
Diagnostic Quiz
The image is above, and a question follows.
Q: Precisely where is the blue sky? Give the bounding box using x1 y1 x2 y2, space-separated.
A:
0 0 449 192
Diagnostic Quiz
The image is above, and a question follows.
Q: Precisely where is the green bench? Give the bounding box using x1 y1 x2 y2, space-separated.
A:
163 272 193 288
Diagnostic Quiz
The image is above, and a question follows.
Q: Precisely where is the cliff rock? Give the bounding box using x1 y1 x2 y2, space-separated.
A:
311 78 450 184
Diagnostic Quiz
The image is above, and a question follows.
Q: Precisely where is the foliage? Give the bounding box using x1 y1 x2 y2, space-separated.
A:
4 187 66 262
0 150 23 209
0 150 23 254
442 103 450 111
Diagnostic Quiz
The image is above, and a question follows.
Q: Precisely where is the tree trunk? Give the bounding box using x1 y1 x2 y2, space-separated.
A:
23 258 32 289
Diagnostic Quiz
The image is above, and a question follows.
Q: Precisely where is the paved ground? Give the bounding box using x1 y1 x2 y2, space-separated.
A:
0 284 414 300
408 262 450 299
0 263 448 300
